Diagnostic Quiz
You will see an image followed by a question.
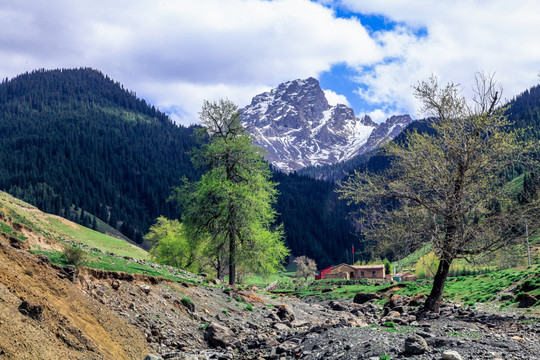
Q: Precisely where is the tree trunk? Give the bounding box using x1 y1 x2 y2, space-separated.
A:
228 233 236 285
423 257 452 312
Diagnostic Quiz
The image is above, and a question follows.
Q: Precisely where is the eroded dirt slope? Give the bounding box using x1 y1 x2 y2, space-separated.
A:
0 234 151 360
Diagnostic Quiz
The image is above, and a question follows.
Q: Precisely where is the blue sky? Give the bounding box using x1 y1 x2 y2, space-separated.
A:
1 0 539 125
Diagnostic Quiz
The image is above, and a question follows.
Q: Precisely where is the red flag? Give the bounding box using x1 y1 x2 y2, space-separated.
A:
352 245 354 254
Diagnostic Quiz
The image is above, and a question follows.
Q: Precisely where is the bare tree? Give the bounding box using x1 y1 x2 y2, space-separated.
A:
294 256 317 281
339 73 538 312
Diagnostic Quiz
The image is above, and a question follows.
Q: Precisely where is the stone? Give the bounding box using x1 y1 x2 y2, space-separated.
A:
111 279 120 290
442 350 463 360
36 254 51 265
517 293 538 308
404 334 428 355
139 285 151 295
204 322 235 348
353 293 380 304
277 305 295 322
143 354 163 360
18 300 44 320
63 265 78 283
329 301 348 311
180 298 195 312
273 323 290 331
384 294 404 309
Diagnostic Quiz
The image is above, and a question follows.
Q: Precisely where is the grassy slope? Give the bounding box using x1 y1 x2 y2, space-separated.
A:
0 191 198 283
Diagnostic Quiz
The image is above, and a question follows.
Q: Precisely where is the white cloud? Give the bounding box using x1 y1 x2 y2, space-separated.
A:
323 89 350 107
0 0 382 125
342 0 540 118
1 0 539 126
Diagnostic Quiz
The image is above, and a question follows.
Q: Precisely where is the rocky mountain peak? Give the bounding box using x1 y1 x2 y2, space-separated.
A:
240 78 414 172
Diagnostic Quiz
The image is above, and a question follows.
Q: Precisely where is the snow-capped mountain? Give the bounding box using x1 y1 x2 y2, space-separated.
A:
240 77 414 172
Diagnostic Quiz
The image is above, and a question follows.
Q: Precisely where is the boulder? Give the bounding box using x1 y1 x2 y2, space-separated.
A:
18 300 44 320
204 322 235 348
143 355 163 360
63 265 78 283
277 305 295 322
384 294 404 309
329 301 348 311
404 334 428 355
353 292 380 304
442 350 463 360
517 293 538 308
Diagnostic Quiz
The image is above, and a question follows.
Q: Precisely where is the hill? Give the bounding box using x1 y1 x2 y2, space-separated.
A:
0 68 198 244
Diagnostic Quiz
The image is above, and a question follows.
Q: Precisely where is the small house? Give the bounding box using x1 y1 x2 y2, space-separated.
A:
320 263 385 280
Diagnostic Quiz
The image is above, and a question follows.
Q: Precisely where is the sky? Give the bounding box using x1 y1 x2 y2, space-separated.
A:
1 0 539 126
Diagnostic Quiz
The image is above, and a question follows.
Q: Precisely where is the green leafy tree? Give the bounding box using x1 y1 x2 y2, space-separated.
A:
175 99 289 285
145 216 204 272
339 73 538 312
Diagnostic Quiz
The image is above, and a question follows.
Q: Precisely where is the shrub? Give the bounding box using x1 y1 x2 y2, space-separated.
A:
61 245 87 266
245 304 254 311
383 321 396 328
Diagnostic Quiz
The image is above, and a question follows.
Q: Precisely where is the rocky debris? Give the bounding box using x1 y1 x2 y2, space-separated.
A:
40 252 536 360
404 334 429 355
143 355 162 360
18 299 44 320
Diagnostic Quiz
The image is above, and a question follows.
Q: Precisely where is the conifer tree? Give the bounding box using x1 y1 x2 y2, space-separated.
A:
175 99 289 285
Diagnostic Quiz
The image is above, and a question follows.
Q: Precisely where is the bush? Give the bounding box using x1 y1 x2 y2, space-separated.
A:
245 304 253 311
61 245 87 266
383 321 396 328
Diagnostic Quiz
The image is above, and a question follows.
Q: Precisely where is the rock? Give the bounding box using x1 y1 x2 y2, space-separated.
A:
36 254 51 265
404 334 428 355
139 285 151 295
353 293 380 304
442 350 463 360
517 293 538 308
384 294 404 309
180 298 195 312
204 322 235 348
277 339 300 355
63 265 78 283
277 305 295 322
18 300 44 320
273 323 290 331
329 301 348 311
143 355 163 360
111 279 120 290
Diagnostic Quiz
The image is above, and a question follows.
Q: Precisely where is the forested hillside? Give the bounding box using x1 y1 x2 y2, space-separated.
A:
0 68 198 244
0 68 358 267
